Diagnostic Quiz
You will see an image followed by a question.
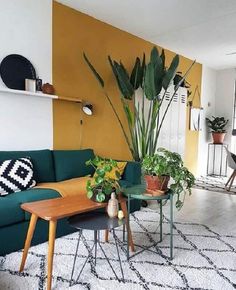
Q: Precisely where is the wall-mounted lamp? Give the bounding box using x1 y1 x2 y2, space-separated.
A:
79 102 93 149
82 103 93 115
57 96 93 147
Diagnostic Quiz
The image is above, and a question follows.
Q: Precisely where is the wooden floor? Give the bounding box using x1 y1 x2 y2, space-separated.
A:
156 188 236 235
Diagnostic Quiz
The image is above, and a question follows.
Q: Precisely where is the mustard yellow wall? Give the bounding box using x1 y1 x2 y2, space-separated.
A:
53 1 202 173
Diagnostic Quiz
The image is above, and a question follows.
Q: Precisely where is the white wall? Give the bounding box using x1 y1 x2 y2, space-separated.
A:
215 68 236 148
0 0 53 150
197 65 217 176
198 67 236 176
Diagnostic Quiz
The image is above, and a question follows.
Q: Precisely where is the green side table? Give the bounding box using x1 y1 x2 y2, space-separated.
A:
122 184 174 260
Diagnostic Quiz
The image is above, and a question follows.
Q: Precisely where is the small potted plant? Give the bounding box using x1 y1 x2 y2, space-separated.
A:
142 154 169 191
206 116 229 144
85 156 120 203
142 148 195 209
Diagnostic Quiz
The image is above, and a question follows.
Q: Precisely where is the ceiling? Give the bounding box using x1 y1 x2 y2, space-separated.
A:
57 0 236 70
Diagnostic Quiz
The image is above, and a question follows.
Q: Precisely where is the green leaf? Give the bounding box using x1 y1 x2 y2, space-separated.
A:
96 192 105 202
96 168 105 178
108 56 134 99
114 62 134 99
95 176 103 184
144 63 156 100
140 53 146 88
130 57 142 89
85 160 91 166
150 100 159 130
119 61 130 80
153 56 164 96
83 53 104 87
86 180 91 191
87 190 93 199
175 199 183 210
108 56 119 81
124 104 135 127
162 54 179 90
160 49 165 69
104 164 112 172
150 47 159 64
104 186 112 195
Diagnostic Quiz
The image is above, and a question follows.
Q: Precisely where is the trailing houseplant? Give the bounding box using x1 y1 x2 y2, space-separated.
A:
142 148 195 209
84 47 195 161
206 116 229 144
85 156 120 203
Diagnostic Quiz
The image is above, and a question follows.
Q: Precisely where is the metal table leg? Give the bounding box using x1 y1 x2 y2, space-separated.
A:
127 194 130 260
74 243 95 285
123 224 125 243
94 230 97 266
170 194 173 260
70 230 82 286
113 229 124 281
160 200 163 242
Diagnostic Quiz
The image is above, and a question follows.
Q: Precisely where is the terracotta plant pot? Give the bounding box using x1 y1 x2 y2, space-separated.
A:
144 175 170 191
212 132 226 144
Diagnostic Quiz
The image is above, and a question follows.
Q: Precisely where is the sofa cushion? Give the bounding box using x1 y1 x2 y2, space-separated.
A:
0 192 25 227
118 179 132 189
0 188 60 227
0 150 55 183
0 157 36 196
53 149 95 181
122 161 141 185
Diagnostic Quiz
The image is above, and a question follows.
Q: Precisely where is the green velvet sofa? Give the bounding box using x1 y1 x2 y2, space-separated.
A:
0 149 141 256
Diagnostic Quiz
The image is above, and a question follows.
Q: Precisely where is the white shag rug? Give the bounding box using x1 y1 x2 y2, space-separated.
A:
0 208 236 290
194 175 236 195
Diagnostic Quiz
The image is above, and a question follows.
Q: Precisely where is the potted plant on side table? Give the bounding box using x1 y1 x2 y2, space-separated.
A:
142 148 195 209
206 116 229 144
85 156 120 203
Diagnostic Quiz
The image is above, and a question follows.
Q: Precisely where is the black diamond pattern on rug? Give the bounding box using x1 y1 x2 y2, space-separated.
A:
194 175 236 195
0 208 236 290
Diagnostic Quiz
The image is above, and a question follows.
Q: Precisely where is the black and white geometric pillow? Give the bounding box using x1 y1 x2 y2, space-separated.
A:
0 157 36 196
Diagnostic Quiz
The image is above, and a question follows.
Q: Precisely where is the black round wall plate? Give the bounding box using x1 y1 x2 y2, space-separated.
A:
0 54 36 90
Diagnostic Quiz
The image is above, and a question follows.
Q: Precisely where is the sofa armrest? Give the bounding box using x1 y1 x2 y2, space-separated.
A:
121 161 141 185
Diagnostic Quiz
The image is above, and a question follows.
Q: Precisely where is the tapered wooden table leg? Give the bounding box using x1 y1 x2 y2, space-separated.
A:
47 220 57 290
104 230 109 242
118 194 135 252
19 214 38 272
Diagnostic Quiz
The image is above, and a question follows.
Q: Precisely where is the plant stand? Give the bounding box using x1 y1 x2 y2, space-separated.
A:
122 185 174 260
68 212 125 285
207 143 228 176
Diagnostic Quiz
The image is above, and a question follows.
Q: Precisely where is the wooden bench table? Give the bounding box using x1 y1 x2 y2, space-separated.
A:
19 194 134 290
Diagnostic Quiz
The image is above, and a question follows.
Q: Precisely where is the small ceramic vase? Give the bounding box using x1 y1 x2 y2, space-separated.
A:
42 83 55 95
107 192 118 218
118 210 124 220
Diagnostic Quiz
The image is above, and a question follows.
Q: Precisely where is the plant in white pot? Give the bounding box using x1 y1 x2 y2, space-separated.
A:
206 116 229 144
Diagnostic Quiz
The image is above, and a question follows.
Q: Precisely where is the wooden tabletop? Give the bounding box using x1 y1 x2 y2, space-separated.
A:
21 195 107 221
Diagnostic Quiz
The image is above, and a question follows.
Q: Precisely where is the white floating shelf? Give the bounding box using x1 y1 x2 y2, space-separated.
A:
0 87 58 99
0 87 83 103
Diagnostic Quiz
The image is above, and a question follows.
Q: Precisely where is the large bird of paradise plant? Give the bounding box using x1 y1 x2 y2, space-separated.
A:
84 47 195 161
